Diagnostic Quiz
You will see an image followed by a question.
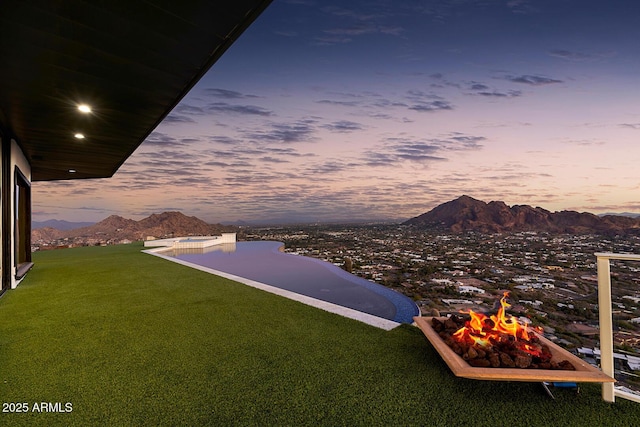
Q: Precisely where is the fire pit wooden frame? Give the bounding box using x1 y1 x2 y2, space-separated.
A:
415 317 615 383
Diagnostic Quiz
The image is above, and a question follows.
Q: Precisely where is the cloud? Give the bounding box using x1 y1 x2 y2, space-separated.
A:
321 5 379 21
223 170 288 185
363 140 444 165
506 74 563 85
371 98 409 109
506 0 537 14
484 172 553 181
465 81 522 98
311 5 404 45
209 136 240 145
142 132 194 147
206 102 274 116
260 156 291 164
161 104 208 124
560 139 606 146
361 151 396 167
409 100 453 112
588 203 640 213
162 114 196 124
404 90 454 112
394 143 445 161
549 49 613 62
367 112 395 120
208 150 242 159
203 88 259 99
33 203 110 214
363 133 485 166
323 24 378 37
303 160 352 176
322 24 403 37
313 35 353 45
203 161 231 168
211 182 403 223
620 123 640 129
406 89 441 100
318 89 454 116
262 147 316 158
321 120 364 132
475 90 522 98
173 104 206 115
443 134 486 150
32 209 61 218
137 149 198 162
316 99 361 107
244 119 318 144
426 74 461 89
469 82 490 91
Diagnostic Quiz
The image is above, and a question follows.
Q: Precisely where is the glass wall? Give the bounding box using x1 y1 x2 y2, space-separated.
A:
14 167 31 278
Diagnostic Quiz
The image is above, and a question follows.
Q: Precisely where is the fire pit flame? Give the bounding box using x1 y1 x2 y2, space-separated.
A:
452 292 541 357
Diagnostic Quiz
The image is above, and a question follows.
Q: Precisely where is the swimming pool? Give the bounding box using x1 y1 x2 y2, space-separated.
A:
160 241 419 324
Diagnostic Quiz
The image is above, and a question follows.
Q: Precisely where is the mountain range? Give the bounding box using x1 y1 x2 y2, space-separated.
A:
32 219 96 230
32 211 236 244
33 197 640 242
404 195 640 234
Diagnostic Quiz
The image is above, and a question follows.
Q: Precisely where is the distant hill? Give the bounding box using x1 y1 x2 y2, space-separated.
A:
32 211 237 244
33 219 95 230
599 212 640 218
404 195 640 235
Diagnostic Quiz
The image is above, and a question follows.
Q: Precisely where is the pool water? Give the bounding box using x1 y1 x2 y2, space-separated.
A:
166 241 419 323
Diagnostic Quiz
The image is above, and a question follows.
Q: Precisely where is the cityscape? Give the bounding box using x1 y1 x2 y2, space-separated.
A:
248 225 640 344
247 223 640 391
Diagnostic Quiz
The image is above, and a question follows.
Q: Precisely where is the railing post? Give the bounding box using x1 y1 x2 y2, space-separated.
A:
596 255 615 403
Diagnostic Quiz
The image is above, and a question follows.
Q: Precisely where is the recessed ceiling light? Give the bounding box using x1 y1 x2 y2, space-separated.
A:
69 169 76 173
74 133 85 139
78 104 91 113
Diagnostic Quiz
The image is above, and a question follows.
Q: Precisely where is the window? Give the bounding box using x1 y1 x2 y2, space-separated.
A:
15 167 32 278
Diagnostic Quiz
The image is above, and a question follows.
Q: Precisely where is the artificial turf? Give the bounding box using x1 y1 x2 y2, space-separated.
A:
1 243 639 426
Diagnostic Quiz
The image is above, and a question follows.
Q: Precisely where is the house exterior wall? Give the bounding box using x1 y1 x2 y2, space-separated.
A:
12 139 31 181
0 135 32 293
0 137 3 293
220 233 237 244
0 134 7 294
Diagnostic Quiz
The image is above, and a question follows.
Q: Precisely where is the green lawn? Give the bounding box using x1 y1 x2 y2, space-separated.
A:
1 243 639 426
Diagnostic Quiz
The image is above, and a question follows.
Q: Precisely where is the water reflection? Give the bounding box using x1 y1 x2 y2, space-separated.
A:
165 240 419 323
163 242 237 256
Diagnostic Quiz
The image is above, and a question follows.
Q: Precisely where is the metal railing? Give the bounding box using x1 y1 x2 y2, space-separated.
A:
595 252 640 403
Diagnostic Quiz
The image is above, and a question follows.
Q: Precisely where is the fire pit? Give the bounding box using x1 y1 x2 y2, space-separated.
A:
415 316 613 382
414 294 614 383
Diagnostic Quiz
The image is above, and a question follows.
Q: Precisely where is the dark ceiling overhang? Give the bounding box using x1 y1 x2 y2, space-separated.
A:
0 0 272 181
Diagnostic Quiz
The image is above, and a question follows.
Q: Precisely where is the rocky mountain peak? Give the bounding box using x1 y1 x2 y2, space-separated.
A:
404 196 640 235
32 212 237 245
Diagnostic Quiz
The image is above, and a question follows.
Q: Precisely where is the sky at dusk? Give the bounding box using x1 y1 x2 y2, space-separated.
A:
32 0 640 224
